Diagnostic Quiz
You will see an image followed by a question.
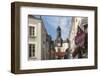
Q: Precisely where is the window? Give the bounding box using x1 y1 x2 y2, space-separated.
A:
29 44 35 58
29 26 35 37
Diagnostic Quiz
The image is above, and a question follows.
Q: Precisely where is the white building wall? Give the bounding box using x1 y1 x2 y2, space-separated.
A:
69 17 88 58
28 17 50 60
36 22 42 60
41 25 46 60
62 43 68 52
55 43 68 52
69 17 82 58
41 23 50 60
28 17 42 60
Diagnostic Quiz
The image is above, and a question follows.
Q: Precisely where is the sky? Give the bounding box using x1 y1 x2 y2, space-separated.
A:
34 15 72 40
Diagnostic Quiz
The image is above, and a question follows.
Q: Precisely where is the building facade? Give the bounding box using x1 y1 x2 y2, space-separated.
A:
69 17 88 58
28 15 51 60
55 26 69 59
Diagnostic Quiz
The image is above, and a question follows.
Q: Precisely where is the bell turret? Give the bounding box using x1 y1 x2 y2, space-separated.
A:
57 26 61 38
55 26 63 47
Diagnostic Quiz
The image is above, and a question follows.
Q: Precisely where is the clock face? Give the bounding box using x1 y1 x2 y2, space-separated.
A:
57 43 61 46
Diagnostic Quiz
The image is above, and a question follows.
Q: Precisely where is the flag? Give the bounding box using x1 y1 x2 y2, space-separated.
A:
75 26 85 47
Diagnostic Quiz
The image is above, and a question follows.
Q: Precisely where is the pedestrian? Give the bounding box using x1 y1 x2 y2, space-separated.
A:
64 48 69 59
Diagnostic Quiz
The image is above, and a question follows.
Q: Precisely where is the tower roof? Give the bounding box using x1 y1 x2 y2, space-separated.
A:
57 26 61 31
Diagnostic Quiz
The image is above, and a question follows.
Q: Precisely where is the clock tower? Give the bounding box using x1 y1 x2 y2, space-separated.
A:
55 26 63 47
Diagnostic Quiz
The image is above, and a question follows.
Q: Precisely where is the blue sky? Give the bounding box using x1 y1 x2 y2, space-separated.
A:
34 15 72 40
